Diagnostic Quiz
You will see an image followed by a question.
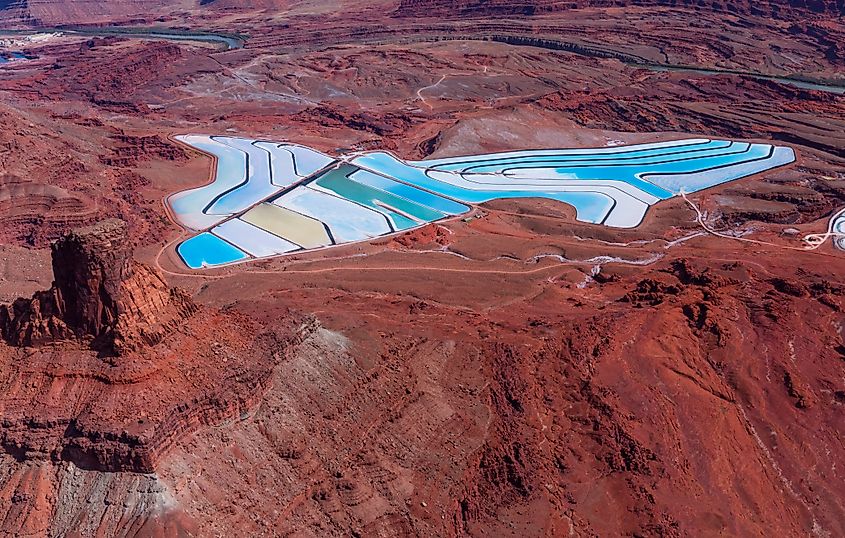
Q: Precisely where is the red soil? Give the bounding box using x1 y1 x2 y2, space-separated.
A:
0 2 842 536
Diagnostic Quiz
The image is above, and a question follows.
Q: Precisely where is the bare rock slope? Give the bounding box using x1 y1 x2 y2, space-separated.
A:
0 219 195 353
0 220 310 473
395 0 845 18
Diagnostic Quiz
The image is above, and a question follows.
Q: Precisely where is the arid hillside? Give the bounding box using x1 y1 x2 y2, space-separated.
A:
0 1 842 536
395 0 844 18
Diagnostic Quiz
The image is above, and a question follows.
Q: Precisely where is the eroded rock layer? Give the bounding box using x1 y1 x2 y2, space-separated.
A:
0 0 187 25
395 0 845 18
0 219 195 353
0 220 313 472
0 313 311 473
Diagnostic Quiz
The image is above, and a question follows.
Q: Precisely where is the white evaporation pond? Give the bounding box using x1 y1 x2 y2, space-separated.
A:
253 142 299 187
211 218 300 257
273 187 392 242
287 145 335 177
205 137 281 215
169 134 248 229
254 142 335 187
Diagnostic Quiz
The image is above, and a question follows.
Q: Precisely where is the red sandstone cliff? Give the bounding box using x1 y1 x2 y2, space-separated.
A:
0 219 195 353
0 220 313 473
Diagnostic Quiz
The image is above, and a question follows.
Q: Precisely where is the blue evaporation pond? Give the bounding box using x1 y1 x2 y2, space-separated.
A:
646 145 793 194
422 139 732 172
452 143 758 199
357 143 773 202
353 153 603 204
352 152 479 201
641 144 775 193
352 153 614 223
547 192 614 224
177 232 249 269
505 167 673 200
349 170 470 215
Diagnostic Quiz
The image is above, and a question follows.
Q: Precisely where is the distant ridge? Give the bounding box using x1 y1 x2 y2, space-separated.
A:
2 0 841 27
394 0 844 19
0 0 193 26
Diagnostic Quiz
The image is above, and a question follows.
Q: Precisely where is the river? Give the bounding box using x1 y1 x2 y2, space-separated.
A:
642 64 845 95
0 27 243 51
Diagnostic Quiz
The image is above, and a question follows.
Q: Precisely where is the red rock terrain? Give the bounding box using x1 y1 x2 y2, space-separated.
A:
395 0 845 18
0 219 196 351
0 219 310 477
0 1 843 536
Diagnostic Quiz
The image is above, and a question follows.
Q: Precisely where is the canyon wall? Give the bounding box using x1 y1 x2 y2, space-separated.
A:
2 0 842 27
394 0 845 18
0 219 196 353
0 219 314 473
0 0 194 26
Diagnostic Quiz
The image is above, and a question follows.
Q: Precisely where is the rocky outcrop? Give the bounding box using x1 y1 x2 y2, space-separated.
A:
0 177 98 247
0 313 316 473
0 289 72 345
0 219 196 353
0 219 317 472
99 133 188 168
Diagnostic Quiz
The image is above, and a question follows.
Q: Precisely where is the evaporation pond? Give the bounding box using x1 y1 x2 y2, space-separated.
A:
177 232 249 269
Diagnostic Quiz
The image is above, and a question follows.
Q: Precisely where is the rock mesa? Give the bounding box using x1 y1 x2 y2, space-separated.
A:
0 219 196 354
0 220 311 472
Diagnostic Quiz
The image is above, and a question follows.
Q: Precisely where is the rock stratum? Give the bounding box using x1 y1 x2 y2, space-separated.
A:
1 0 842 26
0 0 187 25
0 220 311 473
1 219 195 352
394 0 845 18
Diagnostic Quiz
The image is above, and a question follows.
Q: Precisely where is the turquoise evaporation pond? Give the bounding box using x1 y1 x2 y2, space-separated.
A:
349 169 470 215
177 232 249 269
169 137 247 220
351 153 617 223
313 166 446 230
419 139 732 172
